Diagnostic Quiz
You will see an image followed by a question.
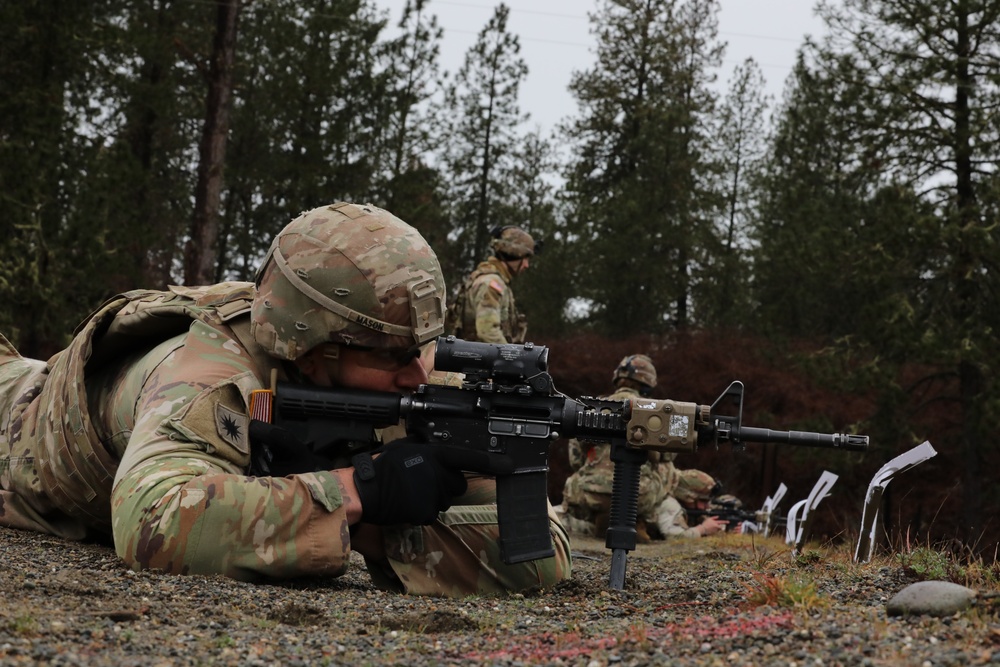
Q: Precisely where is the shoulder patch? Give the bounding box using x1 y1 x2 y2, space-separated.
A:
216 403 250 455
488 279 505 294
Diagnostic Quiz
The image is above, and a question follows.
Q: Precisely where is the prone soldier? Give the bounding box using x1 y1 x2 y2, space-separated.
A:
656 469 731 538
0 202 571 597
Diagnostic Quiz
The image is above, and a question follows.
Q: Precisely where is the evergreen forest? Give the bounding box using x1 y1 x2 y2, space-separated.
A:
3 0 1000 554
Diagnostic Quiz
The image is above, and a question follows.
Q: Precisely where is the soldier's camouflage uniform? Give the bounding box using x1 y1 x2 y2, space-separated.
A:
655 468 719 538
654 495 702 538
560 386 678 536
450 257 526 344
0 282 570 597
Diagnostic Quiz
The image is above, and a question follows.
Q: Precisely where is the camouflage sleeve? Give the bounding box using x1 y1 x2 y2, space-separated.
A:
468 275 508 344
637 461 670 519
110 322 351 580
567 438 585 470
112 455 350 580
655 495 700 538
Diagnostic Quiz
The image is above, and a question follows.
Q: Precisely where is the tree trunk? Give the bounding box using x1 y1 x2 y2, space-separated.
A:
952 6 983 537
184 0 240 286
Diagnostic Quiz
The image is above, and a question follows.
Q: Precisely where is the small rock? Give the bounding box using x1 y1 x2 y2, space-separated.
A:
886 581 977 617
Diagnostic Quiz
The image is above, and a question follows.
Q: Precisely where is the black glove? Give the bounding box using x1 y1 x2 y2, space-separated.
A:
354 439 514 526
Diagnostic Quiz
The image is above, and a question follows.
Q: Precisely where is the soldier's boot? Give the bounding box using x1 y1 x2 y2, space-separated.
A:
635 518 652 544
593 511 611 538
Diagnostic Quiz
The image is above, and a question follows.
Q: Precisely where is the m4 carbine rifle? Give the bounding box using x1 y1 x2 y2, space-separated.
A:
249 337 869 590
687 499 766 532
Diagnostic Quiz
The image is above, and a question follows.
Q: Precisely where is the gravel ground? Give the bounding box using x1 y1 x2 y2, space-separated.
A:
2 525 999 666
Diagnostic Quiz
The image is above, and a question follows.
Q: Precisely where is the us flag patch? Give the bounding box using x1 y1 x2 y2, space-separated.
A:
249 389 273 423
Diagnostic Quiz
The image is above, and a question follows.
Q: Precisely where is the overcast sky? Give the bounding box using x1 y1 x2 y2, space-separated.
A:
372 1 831 136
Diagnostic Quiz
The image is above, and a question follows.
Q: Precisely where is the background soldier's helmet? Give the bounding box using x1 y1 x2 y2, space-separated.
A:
489 225 536 259
673 469 721 503
251 202 446 361
612 354 657 389
712 494 743 509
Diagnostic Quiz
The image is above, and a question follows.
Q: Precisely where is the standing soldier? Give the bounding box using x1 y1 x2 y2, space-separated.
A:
560 354 678 543
445 225 536 344
0 202 570 597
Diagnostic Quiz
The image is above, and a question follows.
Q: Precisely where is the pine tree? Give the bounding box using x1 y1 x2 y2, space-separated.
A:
499 129 569 337
813 0 1000 535
753 0 1000 536
441 3 529 273
0 1 166 355
376 0 445 195
371 0 453 281
100 2 216 288
751 49 881 339
562 0 723 335
696 57 770 325
218 0 390 280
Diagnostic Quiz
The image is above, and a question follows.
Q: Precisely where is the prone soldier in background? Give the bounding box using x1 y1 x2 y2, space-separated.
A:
444 225 536 344
0 202 571 597
690 494 752 533
656 469 731 538
560 354 678 543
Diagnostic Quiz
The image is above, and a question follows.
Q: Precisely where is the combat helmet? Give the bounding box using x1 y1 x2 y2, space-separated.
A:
673 469 721 504
251 202 445 361
612 354 657 390
712 494 743 510
489 225 536 260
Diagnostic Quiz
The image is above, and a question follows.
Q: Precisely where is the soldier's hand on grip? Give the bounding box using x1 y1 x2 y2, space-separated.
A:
353 439 513 526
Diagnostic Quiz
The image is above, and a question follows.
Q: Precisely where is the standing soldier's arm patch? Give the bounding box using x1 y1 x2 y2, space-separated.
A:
488 278 505 294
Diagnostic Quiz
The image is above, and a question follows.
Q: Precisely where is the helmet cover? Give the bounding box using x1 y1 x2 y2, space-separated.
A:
612 354 658 389
712 494 743 509
251 202 445 360
489 226 536 259
674 469 720 503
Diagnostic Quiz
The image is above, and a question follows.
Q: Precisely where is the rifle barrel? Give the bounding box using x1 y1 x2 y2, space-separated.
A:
735 426 869 451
